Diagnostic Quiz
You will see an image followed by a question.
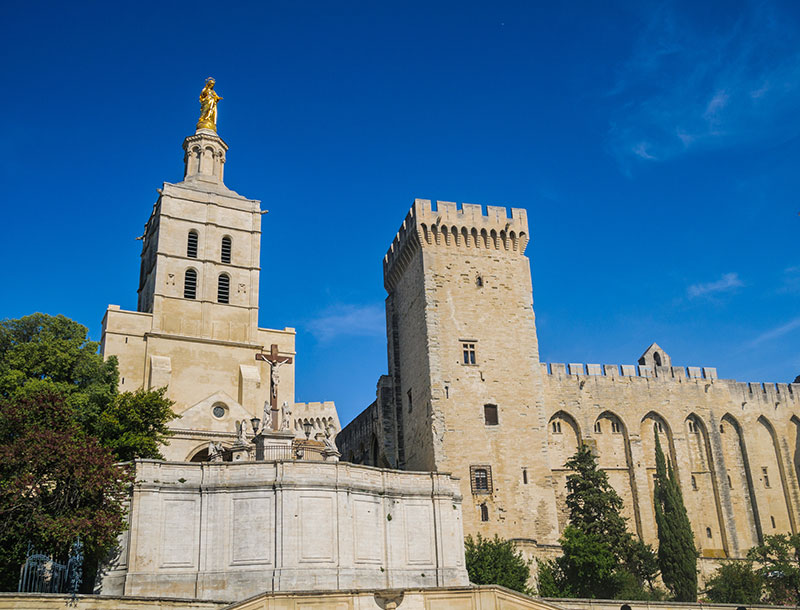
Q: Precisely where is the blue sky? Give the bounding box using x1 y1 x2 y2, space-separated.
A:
2 1 799 425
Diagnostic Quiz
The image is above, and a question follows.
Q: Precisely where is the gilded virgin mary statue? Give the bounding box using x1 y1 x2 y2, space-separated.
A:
197 78 222 132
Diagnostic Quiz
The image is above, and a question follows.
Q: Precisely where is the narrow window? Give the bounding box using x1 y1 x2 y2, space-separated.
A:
470 465 492 494
480 503 489 522
484 404 498 426
720 423 725 434
407 389 413 413
727 474 732 487
594 421 602 434
691 475 697 490
184 268 197 299
121 377 125 385
552 420 562 434
444 385 449 399
706 527 712 538
522 468 528 484
688 420 696 433
654 421 664 434
653 352 662 366
762 467 770 488
611 419 621 434
221 236 232 263
217 273 230 303
771 516 776 528
187 230 198 258
462 342 476 365
476 275 483 287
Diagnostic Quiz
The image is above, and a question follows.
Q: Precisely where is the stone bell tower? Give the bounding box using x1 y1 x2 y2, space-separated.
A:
101 80 301 461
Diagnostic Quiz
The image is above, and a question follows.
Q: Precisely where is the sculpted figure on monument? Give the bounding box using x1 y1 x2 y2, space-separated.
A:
236 419 249 445
197 77 222 131
281 401 292 431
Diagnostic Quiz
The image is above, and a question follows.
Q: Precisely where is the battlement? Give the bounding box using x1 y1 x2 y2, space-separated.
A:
383 199 529 289
542 362 800 405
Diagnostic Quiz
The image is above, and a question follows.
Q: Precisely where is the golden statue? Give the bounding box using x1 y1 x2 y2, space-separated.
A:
197 77 222 132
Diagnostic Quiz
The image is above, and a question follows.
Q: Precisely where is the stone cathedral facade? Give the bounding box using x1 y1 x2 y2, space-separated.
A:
338 198 800 576
101 122 339 461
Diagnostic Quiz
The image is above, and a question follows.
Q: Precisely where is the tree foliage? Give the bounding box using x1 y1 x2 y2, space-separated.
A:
0 313 179 591
0 313 176 461
747 533 800 605
653 432 697 601
0 390 133 591
705 560 763 604
539 443 660 599
465 533 531 594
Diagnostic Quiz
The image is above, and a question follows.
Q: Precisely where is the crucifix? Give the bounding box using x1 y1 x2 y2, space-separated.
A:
255 344 293 430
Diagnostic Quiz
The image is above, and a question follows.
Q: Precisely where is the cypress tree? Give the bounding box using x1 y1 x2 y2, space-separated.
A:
653 430 697 601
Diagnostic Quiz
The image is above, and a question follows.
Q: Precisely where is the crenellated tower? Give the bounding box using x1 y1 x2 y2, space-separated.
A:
380 199 558 542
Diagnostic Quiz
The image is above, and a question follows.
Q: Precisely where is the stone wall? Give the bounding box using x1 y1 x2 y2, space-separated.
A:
340 198 800 568
99 460 469 602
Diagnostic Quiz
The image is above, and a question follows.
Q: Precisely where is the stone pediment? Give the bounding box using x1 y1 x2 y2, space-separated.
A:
172 390 252 436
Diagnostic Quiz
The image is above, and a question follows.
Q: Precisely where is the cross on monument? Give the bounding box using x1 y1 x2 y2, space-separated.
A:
255 344 293 430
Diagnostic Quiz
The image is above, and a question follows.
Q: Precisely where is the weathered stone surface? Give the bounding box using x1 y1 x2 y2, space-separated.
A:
99 460 468 601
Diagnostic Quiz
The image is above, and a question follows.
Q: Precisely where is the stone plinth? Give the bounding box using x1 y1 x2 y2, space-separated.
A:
99 460 469 602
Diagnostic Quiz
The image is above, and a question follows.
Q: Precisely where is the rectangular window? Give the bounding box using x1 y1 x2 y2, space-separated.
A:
470 465 492 494
461 342 476 365
551 421 562 434
407 389 413 413
763 467 770 488
611 420 621 434
484 404 498 426
522 468 528 484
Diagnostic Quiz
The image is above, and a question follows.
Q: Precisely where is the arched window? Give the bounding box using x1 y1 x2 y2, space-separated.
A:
217 273 230 303
184 269 197 299
221 236 232 263
187 230 198 258
654 352 662 366
480 503 489 522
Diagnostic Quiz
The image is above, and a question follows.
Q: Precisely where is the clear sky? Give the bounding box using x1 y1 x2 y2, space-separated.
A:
2 1 799 426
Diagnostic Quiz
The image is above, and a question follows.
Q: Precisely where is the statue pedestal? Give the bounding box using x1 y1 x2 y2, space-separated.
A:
254 430 296 461
230 442 252 462
322 447 341 462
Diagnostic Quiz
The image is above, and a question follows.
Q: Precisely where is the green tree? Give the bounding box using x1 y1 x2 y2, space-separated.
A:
0 313 117 432
705 560 763 604
0 313 176 460
465 533 531 594
542 443 660 599
99 388 177 461
747 533 800 605
653 432 697 601
0 390 133 591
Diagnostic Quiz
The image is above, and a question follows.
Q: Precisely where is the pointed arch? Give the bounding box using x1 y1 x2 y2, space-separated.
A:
594 410 639 536
684 413 728 556
754 415 796 534
547 410 581 534
720 413 761 548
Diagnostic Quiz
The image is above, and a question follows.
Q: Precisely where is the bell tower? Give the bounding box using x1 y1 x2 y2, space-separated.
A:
101 80 299 461
135 122 262 343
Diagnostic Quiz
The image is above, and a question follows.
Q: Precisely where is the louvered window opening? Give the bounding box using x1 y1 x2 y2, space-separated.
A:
218 274 230 304
184 269 197 299
187 231 198 258
221 236 232 263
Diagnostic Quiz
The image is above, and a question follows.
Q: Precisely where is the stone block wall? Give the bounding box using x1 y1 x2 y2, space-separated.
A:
99 460 469 602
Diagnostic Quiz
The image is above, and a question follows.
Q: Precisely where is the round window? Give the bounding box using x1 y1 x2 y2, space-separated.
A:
212 404 226 418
